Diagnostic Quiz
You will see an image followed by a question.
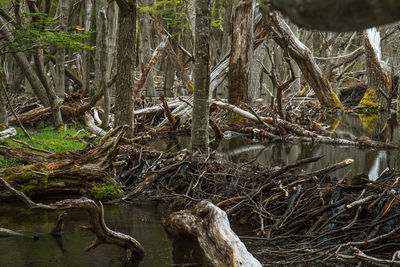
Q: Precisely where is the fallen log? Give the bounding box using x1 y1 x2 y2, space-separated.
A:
0 177 145 261
0 128 17 139
0 126 126 199
168 200 262 267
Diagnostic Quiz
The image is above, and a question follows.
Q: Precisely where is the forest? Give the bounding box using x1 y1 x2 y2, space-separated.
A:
1 0 400 266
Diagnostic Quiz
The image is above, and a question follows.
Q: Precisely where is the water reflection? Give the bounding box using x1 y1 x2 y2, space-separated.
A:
145 114 400 181
0 202 208 267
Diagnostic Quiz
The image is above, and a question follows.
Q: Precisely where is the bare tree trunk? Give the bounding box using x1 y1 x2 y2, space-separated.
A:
0 85 7 126
220 0 233 58
103 2 118 127
228 0 254 105
115 0 136 138
55 0 69 97
265 11 342 109
82 0 93 93
364 28 391 111
94 0 108 129
139 0 156 97
191 0 211 151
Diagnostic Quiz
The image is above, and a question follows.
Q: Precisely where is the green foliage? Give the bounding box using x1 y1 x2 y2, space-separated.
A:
1 12 93 55
139 0 189 32
3 126 86 153
92 183 124 200
0 157 21 168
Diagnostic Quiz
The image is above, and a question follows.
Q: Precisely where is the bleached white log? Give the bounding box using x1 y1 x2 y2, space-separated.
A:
169 200 262 267
0 128 17 140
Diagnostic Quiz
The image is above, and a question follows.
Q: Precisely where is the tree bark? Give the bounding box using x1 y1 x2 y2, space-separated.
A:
228 0 254 106
94 0 109 129
191 0 211 151
115 0 136 138
265 12 342 109
168 201 262 267
82 0 93 93
55 0 69 97
267 0 400 32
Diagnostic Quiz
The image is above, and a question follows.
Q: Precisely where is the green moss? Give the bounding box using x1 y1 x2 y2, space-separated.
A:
328 80 345 111
3 126 86 153
4 163 51 194
358 88 379 112
92 183 124 200
0 157 21 168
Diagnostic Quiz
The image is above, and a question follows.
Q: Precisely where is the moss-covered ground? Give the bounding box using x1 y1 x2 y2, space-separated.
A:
0 125 88 168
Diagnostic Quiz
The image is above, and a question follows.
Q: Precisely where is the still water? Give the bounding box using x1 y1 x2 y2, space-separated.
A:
0 202 208 267
147 114 400 181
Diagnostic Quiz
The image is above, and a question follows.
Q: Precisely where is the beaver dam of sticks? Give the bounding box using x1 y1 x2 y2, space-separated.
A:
2 95 400 265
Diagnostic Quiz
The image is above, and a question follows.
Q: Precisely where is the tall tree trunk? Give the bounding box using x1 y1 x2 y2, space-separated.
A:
220 0 233 58
228 0 254 106
55 0 69 97
95 0 109 129
191 0 211 151
103 2 118 127
115 0 136 138
139 0 156 97
82 0 93 94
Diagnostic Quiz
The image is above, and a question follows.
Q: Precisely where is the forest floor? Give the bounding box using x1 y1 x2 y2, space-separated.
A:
1 92 400 266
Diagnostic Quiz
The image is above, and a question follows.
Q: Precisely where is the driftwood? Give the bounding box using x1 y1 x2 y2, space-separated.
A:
84 111 106 136
0 177 145 261
168 200 262 267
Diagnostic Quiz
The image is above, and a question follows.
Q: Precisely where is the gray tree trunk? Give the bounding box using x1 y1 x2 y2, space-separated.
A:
95 0 109 129
82 0 93 93
115 0 136 137
228 0 254 105
55 0 69 97
191 0 211 151
139 0 156 97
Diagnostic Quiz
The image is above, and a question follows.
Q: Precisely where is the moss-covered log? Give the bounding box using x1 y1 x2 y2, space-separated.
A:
0 126 127 199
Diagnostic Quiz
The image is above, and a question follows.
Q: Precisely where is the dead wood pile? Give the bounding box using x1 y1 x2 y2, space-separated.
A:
117 146 400 265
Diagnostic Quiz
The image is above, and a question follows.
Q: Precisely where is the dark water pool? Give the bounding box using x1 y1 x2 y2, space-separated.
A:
146 114 400 181
0 202 209 267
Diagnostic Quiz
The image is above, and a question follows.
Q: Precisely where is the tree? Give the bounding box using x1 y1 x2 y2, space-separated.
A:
191 0 212 151
114 0 136 138
228 0 254 106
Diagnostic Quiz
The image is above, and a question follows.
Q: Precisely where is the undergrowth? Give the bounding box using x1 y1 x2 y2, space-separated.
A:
0 125 88 168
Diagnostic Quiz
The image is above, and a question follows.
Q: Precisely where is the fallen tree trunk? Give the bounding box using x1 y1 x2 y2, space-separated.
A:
0 126 127 199
168 200 262 267
0 177 145 261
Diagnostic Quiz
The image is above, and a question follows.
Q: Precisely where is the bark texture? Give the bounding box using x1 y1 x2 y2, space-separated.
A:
115 0 136 137
191 0 211 151
228 0 254 106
